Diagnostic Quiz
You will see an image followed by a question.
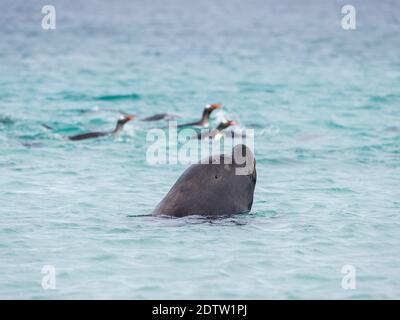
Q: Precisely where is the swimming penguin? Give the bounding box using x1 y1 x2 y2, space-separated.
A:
43 115 135 141
140 113 180 121
195 119 237 140
177 104 222 128
68 115 135 141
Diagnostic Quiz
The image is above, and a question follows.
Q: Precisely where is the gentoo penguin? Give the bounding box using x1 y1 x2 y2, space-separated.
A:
195 119 237 140
177 104 222 128
43 115 135 141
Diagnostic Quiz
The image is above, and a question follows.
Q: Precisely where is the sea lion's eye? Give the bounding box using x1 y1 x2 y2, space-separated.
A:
215 175 218 179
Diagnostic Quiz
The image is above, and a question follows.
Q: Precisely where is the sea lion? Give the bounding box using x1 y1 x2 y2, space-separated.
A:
153 144 256 217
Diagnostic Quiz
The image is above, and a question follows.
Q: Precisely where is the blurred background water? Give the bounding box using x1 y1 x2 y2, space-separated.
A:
0 0 399 299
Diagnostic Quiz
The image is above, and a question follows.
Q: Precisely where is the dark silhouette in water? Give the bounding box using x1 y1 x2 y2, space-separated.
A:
177 104 221 128
140 113 180 121
42 115 135 141
21 141 43 148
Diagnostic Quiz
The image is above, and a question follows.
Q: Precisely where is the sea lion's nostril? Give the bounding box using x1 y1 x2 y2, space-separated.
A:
215 175 218 179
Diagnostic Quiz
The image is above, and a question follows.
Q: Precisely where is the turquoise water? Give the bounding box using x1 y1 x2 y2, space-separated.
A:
1 0 400 299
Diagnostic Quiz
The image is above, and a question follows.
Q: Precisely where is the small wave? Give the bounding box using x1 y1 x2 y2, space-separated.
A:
94 93 141 101
256 157 297 165
356 104 382 111
369 94 399 104
0 114 15 126
54 92 141 102
325 119 347 129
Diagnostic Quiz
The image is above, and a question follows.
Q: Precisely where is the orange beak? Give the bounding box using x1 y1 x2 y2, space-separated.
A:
126 115 135 121
211 104 222 109
229 120 237 126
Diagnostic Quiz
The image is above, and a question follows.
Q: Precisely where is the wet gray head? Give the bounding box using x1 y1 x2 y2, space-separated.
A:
153 144 256 217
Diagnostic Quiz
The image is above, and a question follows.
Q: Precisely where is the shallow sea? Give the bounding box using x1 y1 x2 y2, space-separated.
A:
0 0 399 299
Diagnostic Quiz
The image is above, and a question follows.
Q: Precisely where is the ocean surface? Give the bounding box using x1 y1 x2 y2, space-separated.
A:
1 0 399 299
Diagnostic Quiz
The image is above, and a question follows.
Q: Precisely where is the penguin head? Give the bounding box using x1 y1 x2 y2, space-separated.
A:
217 119 237 130
117 115 135 126
205 103 222 112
